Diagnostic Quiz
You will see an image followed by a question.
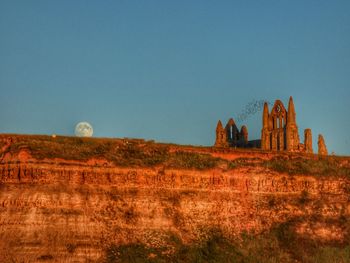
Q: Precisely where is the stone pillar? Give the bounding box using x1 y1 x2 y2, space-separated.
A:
318 134 328 155
271 132 277 151
240 125 248 144
261 132 271 150
215 120 228 147
261 102 270 150
304 129 313 153
266 133 271 150
279 130 284 150
286 96 300 151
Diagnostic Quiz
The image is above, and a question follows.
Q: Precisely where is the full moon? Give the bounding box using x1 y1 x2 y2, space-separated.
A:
75 122 93 137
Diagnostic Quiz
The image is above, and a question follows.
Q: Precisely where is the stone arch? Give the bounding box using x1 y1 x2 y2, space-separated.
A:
225 118 239 146
268 100 287 150
270 100 287 130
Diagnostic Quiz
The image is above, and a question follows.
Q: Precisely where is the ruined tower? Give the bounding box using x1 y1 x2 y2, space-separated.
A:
304 129 313 153
286 96 300 151
240 125 248 144
214 118 250 148
215 120 228 147
318 134 328 155
261 102 270 150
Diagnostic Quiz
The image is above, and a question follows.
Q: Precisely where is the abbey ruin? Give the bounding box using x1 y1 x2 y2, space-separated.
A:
215 96 328 155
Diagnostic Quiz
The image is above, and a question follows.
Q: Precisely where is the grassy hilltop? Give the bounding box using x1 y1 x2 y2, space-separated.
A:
1 134 349 178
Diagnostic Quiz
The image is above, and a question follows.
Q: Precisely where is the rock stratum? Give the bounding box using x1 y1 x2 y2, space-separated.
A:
0 134 349 262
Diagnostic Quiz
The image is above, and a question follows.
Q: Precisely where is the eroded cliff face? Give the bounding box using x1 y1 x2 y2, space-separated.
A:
0 160 349 262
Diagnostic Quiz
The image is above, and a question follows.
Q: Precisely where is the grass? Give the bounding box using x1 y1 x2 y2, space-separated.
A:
2 135 220 170
264 156 350 177
227 157 262 169
227 156 350 178
167 151 219 170
1 134 349 176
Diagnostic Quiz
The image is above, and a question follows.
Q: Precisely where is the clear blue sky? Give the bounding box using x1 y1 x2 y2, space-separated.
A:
1 1 349 155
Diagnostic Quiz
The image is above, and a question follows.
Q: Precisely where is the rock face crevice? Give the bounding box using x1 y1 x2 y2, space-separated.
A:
0 160 349 262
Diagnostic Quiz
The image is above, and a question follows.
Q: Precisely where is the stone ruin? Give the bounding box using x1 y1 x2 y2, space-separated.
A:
215 96 327 155
215 118 260 148
318 134 328 155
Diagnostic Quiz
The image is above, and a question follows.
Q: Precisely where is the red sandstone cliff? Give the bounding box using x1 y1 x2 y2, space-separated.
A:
0 135 349 262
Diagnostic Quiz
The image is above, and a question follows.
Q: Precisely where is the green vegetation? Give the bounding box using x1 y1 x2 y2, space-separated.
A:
227 156 350 178
227 157 262 169
3 135 220 169
264 157 350 177
2 135 349 176
167 151 219 170
105 231 244 263
7 135 117 161
105 221 350 263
